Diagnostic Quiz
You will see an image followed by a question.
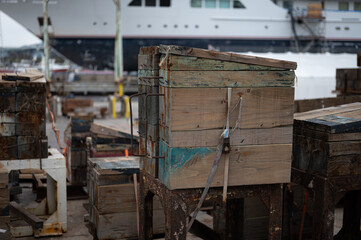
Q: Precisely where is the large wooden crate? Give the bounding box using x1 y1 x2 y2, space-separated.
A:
87 156 164 239
138 45 296 190
293 102 361 176
0 74 48 160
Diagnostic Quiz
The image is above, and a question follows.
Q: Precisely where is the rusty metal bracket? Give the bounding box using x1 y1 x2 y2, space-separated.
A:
129 92 146 156
145 93 165 176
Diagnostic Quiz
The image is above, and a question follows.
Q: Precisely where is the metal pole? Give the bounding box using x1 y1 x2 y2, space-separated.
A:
114 0 123 91
43 0 50 81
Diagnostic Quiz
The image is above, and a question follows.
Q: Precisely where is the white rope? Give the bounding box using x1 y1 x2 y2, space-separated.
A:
158 46 171 68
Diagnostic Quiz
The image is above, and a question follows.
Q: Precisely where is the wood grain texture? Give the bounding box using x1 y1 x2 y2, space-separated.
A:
161 55 284 71
294 102 361 121
294 95 361 113
159 142 292 190
159 45 297 70
159 69 295 88
94 183 163 214
160 87 294 131
327 141 361 157
160 125 293 148
91 206 165 240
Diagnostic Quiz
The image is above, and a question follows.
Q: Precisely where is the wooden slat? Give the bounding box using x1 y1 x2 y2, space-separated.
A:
328 141 361 157
161 55 285 71
10 202 43 229
159 45 297 70
91 206 165 240
159 69 295 88
294 95 361 113
160 87 294 131
159 143 292 190
94 183 163 214
161 126 293 148
294 102 361 121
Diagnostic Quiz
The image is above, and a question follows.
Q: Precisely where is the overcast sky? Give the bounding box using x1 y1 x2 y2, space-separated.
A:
0 11 41 47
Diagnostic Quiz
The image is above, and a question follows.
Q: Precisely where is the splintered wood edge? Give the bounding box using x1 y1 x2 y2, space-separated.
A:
159 45 297 70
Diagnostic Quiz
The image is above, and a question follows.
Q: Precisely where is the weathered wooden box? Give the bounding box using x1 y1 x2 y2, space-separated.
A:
293 102 361 177
87 156 165 239
0 76 47 160
138 45 296 190
336 68 361 95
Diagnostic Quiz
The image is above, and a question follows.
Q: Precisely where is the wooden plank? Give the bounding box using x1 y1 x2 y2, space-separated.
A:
2 72 44 82
160 87 294 131
15 112 46 137
327 154 361 176
9 201 43 229
91 121 139 139
138 54 160 70
89 156 139 175
327 141 361 157
0 171 8 189
0 113 15 136
161 126 293 148
294 125 361 142
0 92 15 113
159 45 297 70
294 95 361 113
91 206 165 240
159 69 295 88
94 183 163 214
159 143 292 190
0 136 17 160
161 55 285 71
294 102 361 121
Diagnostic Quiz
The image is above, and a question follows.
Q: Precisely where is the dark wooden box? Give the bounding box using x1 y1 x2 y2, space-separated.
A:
293 102 361 177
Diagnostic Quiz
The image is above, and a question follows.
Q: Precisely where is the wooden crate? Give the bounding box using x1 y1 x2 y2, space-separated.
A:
0 74 47 160
293 102 361 177
87 156 165 239
336 68 361 95
138 45 296 190
64 115 94 186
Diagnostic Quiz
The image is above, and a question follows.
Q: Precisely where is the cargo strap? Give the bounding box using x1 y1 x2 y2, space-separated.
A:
188 89 243 232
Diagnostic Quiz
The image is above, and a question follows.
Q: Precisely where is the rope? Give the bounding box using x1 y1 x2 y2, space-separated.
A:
158 46 171 68
45 97 62 151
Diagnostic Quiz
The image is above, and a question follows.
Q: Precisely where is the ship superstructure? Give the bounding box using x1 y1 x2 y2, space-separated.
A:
1 0 361 70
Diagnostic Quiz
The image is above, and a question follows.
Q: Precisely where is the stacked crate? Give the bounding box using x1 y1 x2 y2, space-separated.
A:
64 115 93 185
293 102 361 177
0 170 10 240
90 122 139 158
0 75 48 160
138 45 296 190
87 156 165 239
336 68 361 96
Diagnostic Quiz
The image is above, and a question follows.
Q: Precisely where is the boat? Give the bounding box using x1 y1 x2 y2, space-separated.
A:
1 0 361 71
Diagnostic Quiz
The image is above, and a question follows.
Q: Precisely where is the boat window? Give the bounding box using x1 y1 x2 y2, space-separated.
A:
338 2 349 10
282 1 293 10
220 0 230 8
205 0 216 8
354 2 361 11
146 0 155 6
160 0 171 7
129 0 141 6
233 0 245 8
191 0 202 8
